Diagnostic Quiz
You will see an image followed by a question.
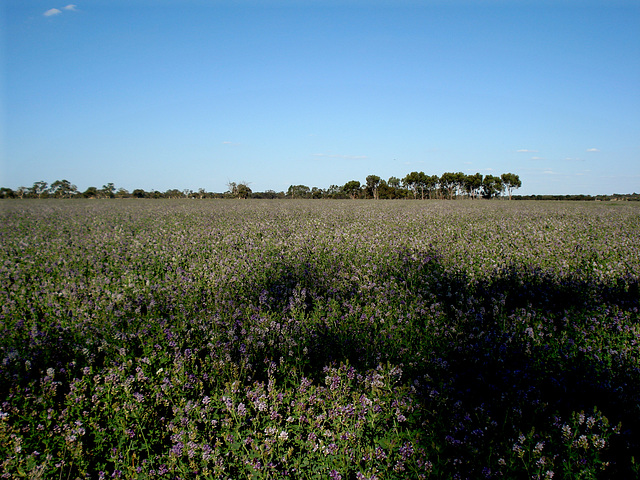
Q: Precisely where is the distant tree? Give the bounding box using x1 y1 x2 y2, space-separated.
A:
226 181 237 197
115 187 130 198
464 173 483 199
30 181 49 199
50 179 77 198
165 188 184 199
425 174 439 199
16 186 28 199
365 175 381 199
384 177 403 199
83 186 99 198
197 188 206 199
100 183 116 198
482 175 503 199
311 187 324 199
415 172 431 200
287 185 311 198
236 182 252 199
454 172 466 198
226 181 252 199
342 180 361 199
501 172 522 200
440 172 460 199
132 189 146 198
402 172 419 199
376 180 391 199
402 171 431 200
0 187 15 199
326 185 344 199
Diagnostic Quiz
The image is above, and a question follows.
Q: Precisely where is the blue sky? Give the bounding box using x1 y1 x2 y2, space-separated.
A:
3 1 639 195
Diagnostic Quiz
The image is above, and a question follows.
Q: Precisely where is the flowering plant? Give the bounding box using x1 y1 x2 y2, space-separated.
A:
1 199 638 478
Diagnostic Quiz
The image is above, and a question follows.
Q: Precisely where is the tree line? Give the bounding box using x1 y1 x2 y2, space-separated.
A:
0 172 523 200
337 172 521 200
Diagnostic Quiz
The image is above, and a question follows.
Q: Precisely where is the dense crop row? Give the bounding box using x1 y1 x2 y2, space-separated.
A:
1 199 639 479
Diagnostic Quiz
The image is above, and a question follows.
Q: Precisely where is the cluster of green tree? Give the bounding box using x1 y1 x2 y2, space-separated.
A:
1 172 521 200
256 172 521 200
0 181 216 200
335 172 522 200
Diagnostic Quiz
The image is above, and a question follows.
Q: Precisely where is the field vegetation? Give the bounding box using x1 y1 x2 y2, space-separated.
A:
1 199 639 479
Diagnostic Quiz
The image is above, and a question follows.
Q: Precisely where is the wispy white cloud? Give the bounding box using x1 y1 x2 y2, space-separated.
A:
44 5 77 16
530 156 544 160
517 149 539 153
586 148 600 152
543 170 557 175
222 141 240 146
313 153 368 160
564 157 584 162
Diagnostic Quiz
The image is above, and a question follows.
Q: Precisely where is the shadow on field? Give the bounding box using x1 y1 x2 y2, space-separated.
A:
250 252 640 477
3 248 639 477
424 266 639 477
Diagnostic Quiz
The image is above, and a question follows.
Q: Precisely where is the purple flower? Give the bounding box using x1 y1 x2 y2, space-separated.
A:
399 442 414 460
187 441 198 458
171 442 184 456
375 446 387 460
201 443 212 461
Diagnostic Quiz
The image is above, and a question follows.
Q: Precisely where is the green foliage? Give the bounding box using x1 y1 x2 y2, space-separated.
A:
342 180 361 199
365 175 381 200
501 173 522 199
50 180 77 198
287 185 311 198
482 174 504 199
